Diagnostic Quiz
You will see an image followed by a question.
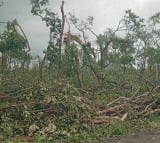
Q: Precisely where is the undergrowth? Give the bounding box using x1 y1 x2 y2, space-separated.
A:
0 67 160 143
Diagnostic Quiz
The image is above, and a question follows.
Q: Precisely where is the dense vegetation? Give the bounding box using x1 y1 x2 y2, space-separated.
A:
1 0 160 142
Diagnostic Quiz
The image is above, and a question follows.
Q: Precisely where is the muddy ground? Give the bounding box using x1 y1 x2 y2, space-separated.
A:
105 128 160 143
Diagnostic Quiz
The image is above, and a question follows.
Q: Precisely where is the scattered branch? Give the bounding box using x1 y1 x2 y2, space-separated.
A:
92 84 160 125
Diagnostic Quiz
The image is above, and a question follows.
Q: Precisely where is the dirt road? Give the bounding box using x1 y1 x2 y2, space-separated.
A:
106 128 160 143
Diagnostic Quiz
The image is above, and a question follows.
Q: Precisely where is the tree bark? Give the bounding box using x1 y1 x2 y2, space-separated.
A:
156 64 160 81
57 1 65 84
74 53 83 88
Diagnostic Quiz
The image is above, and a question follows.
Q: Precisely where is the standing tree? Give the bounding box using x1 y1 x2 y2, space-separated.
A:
113 35 135 72
147 12 160 80
122 10 160 79
0 20 28 71
30 0 65 83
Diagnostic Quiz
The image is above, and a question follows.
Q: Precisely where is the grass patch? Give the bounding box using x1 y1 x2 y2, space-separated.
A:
109 122 127 136
145 116 160 128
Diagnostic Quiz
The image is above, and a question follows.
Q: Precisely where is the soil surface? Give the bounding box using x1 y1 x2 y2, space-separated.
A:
105 128 160 143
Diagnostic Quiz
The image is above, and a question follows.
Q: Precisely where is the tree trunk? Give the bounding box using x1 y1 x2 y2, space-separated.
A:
156 64 160 81
74 55 83 88
1 52 7 71
100 44 103 70
38 54 47 81
57 1 65 91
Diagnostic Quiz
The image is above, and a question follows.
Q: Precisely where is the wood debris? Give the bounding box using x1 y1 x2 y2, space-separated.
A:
93 84 160 125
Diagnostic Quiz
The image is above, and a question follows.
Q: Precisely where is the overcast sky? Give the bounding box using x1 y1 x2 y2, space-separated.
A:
0 0 160 56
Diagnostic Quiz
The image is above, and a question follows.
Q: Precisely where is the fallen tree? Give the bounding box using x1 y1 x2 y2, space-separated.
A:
92 84 160 125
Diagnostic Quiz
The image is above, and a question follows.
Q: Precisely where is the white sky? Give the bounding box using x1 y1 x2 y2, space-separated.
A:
0 0 160 56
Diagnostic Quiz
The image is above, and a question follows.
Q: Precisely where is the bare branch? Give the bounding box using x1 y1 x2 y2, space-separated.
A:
15 20 31 53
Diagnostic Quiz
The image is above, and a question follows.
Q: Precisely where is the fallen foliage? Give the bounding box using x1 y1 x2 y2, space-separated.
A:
93 84 160 125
